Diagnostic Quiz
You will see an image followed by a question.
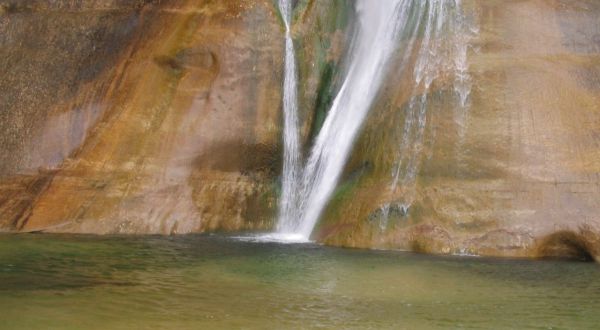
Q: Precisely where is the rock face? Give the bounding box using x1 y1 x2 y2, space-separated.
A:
0 0 350 234
1 0 281 233
315 0 600 261
1 0 599 261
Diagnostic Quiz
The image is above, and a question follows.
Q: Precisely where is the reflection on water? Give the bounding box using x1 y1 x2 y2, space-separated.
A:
0 234 599 329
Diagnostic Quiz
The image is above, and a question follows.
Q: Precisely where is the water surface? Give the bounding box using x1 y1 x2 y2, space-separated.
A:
0 234 599 329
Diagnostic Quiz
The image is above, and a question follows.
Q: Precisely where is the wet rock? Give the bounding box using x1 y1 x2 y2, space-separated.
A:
536 227 600 262
0 0 349 235
0 0 599 262
316 0 600 260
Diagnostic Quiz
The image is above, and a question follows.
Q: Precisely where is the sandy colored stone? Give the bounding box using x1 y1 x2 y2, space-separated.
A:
316 0 600 261
0 0 349 234
0 0 599 261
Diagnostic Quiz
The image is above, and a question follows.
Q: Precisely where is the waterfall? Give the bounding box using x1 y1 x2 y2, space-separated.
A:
381 0 478 226
277 0 409 240
276 0 303 239
276 0 477 241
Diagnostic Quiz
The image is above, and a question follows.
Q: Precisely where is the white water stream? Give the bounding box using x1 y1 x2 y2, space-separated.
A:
381 0 478 226
276 0 477 241
276 0 303 241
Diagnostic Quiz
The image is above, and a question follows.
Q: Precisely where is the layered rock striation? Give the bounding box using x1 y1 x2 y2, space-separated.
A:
1 0 599 260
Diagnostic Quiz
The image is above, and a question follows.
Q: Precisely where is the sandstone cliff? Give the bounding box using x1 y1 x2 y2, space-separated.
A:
1 0 599 260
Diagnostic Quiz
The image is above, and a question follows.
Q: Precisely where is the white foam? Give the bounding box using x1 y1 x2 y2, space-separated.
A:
232 233 312 244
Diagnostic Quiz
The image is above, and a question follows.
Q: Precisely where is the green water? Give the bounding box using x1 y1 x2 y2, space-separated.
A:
0 234 599 329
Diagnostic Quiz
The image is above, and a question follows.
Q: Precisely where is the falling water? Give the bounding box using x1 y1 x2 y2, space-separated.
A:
276 0 478 240
381 0 478 226
276 0 303 240
277 0 409 240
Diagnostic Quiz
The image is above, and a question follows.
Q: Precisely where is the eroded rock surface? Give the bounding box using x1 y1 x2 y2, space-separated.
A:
1 0 599 261
0 0 349 234
316 0 600 261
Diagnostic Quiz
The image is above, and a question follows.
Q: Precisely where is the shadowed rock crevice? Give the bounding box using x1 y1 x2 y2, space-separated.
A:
192 142 281 177
536 229 598 262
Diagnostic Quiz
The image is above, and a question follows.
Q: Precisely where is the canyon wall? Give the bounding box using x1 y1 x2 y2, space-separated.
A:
0 0 351 233
1 0 599 260
317 0 600 261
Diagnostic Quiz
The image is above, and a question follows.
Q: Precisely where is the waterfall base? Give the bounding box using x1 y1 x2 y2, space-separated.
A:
233 233 312 244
